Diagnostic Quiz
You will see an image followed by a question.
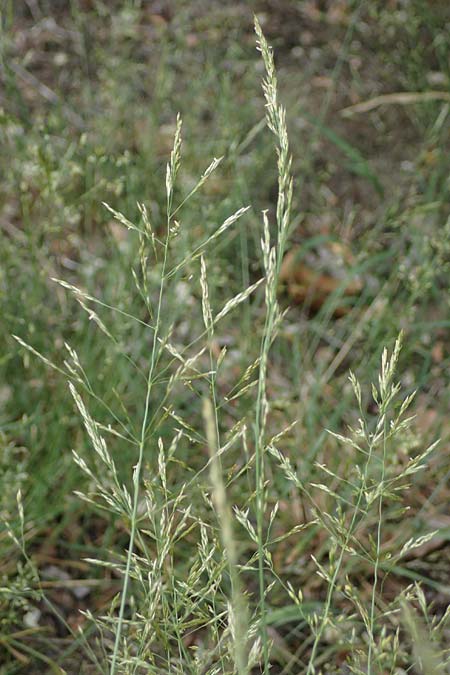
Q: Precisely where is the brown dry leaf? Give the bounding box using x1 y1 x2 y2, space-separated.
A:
280 243 362 316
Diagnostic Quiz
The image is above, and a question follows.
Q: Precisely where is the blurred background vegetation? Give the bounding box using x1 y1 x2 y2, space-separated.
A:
0 1 449 672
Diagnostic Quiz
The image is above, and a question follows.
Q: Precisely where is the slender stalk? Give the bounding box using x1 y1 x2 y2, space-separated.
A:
203 266 230 673
110 230 170 674
254 327 272 672
307 339 403 674
203 395 249 675
253 19 293 673
306 451 373 675
368 417 387 673
110 117 182 673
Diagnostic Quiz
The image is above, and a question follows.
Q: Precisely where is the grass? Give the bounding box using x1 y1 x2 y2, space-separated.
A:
1 1 450 673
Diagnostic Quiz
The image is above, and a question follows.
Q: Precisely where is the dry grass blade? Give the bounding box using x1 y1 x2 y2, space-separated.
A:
340 90 450 116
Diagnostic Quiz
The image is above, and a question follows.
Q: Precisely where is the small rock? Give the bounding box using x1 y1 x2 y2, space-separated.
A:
24 608 41 628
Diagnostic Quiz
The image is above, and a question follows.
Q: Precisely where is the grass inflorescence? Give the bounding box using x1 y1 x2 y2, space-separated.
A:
2 3 449 673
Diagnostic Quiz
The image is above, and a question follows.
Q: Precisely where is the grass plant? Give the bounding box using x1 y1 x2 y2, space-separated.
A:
2 3 449 673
